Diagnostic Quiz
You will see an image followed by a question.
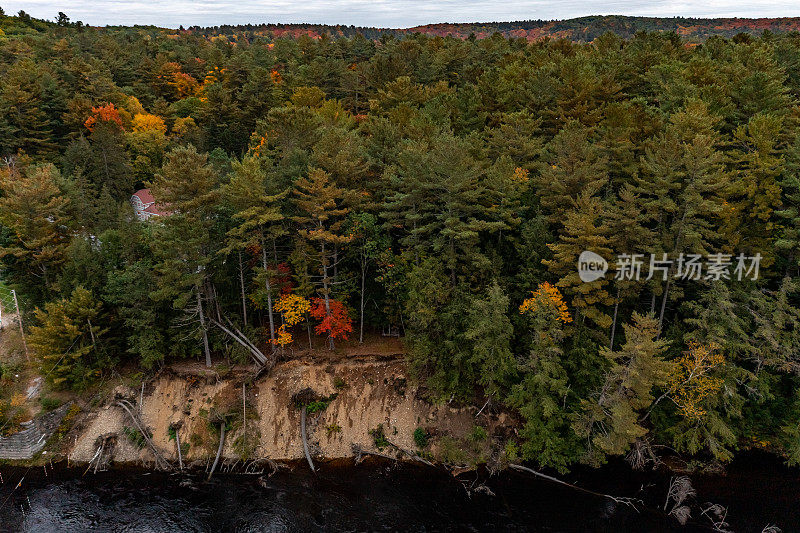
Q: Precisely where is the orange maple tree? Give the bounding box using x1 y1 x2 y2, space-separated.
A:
310 297 353 341
84 103 123 131
519 282 572 324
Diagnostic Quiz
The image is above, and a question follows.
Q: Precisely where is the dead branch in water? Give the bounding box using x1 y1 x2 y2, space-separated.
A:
509 464 641 510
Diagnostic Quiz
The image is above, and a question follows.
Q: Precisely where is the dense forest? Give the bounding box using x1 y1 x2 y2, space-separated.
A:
2 8 800 474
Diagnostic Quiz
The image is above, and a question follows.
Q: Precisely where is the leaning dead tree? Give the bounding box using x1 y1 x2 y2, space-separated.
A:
210 315 274 370
386 438 435 467
116 399 173 471
351 443 396 464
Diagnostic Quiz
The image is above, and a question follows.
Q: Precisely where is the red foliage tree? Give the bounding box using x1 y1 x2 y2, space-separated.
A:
310 298 353 341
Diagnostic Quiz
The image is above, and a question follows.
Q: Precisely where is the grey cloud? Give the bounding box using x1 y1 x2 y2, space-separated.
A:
5 0 800 28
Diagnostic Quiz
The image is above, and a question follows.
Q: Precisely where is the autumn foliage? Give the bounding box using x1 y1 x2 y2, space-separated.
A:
310 297 353 340
84 103 123 131
519 282 572 324
132 113 167 134
270 293 311 346
668 342 725 420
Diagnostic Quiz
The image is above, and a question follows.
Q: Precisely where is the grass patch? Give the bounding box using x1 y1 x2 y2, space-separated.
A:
369 424 390 450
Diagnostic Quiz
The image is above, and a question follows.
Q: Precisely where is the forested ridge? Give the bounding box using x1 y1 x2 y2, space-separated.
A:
2 8 800 473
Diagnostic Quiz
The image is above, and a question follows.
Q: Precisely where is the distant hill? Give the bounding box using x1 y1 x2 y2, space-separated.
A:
405 16 800 41
3 11 800 42
192 15 800 42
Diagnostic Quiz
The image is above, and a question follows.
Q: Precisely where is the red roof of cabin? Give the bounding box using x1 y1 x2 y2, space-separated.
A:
132 188 155 205
132 188 171 216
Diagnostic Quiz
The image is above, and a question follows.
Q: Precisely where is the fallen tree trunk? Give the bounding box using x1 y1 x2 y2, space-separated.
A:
117 400 172 471
386 439 435 467
301 406 315 473
210 317 271 368
208 422 226 480
351 444 396 465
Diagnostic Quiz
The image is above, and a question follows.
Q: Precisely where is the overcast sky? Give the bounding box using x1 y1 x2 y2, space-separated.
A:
5 0 800 29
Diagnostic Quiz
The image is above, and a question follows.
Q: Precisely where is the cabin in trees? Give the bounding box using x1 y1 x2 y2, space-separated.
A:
130 189 170 221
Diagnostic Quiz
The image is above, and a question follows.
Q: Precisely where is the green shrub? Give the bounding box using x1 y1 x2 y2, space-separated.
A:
413 427 429 448
40 396 62 411
123 426 148 449
369 424 390 449
470 425 488 442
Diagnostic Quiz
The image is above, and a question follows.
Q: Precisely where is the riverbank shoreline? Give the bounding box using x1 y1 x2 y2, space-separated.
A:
2 451 797 532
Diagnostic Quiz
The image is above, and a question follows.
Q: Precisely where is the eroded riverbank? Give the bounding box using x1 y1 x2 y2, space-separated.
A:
66 355 487 467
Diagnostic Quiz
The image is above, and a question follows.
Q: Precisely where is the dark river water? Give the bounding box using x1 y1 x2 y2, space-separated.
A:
0 453 797 532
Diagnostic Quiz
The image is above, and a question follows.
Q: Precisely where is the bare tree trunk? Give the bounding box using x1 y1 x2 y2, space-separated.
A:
261 241 276 343
658 276 671 336
360 263 366 344
301 406 315 473
242 384 246 456
197 289 212 368
610 286 620 350
320 241 334 350
208 422 226 480
172 424 184 472
238 250 248 326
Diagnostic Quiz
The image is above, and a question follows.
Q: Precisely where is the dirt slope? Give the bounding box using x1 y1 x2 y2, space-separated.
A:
69 355 476 466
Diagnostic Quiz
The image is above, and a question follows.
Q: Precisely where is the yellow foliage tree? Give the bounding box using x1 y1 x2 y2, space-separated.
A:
132 113 167 134
271 293 311 346
667 342 725 419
